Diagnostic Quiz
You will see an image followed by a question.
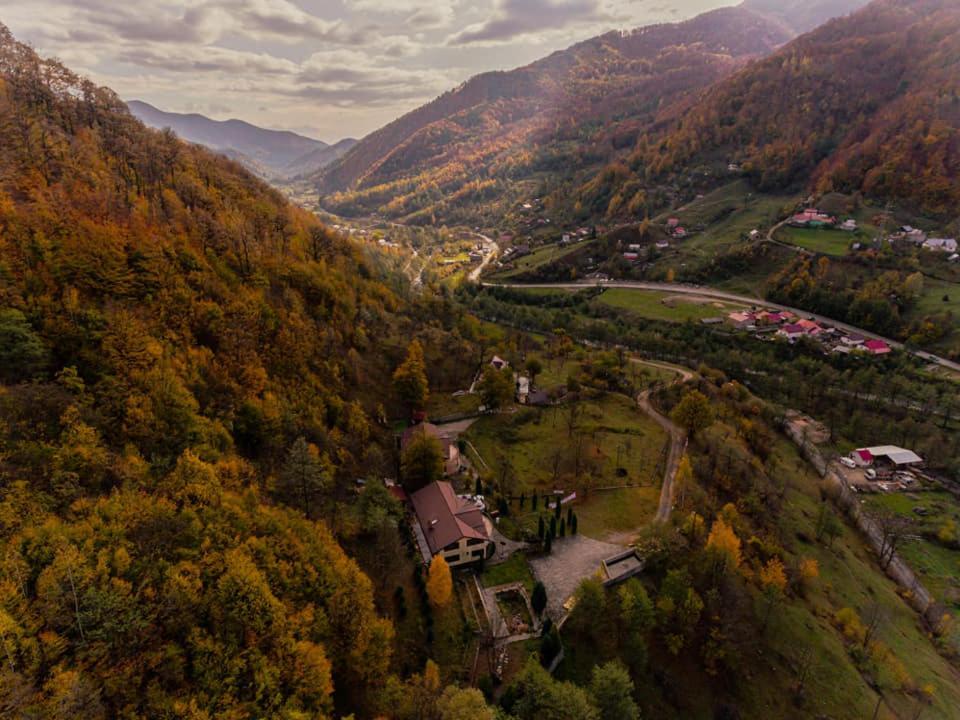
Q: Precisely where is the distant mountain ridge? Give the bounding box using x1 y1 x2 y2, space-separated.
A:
315 5 795 224
127 100 356 179
612 0 960 219
741 0 872 33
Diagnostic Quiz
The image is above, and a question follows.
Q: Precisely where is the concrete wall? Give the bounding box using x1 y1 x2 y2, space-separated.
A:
783 419 938 619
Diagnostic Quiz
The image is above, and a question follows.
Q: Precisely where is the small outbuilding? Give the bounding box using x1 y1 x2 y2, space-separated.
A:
851 446 923 472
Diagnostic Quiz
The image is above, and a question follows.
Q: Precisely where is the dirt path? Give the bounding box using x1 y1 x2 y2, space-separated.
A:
631 359 693 525
468 234 499 282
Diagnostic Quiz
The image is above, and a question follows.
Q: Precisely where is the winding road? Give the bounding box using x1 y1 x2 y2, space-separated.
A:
484 280 960 373
632 359 694 524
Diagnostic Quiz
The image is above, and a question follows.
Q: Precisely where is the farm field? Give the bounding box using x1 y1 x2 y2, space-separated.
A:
598 288 742 322
658 181 797 255
489 241 592 280
776 226 856 255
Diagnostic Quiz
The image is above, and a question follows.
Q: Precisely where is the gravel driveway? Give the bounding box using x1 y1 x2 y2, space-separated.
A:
529 535 625 620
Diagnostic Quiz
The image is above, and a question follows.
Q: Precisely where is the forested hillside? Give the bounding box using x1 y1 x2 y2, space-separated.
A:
612 0 960 220
742 0 870 33
316 6 793 225
0 23 463 718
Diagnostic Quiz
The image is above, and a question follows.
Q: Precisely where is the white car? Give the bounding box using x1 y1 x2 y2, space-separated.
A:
865 468 877 481
839 457 857 469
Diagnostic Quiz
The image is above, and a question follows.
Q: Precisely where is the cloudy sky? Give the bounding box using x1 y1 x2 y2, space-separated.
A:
3 0 735 143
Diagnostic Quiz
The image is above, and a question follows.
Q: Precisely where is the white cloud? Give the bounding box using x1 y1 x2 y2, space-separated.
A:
3 0 736 140
448 0 608 45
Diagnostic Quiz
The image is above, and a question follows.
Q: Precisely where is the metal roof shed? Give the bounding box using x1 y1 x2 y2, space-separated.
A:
862 446 923 466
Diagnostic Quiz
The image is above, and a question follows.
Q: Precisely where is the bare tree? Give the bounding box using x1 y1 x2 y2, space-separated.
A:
876 511 910 570
566 401 581 439
862 601 886 651
792 646 815 703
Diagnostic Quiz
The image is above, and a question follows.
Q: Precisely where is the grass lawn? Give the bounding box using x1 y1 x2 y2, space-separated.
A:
467 394 665 492
527 356 580 391
863 490 960 616
776 226 857 255
428 391 481 419
660 180 794 231
466 393 667 541
490 241 592 280
911 278 960 319
481 552 536 592
598 288 743 322
660 182 798 257
573 485 661 539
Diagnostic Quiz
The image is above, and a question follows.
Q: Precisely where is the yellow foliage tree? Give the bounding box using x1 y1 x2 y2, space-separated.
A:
759 558 788 594
758 557 788 632
422 659 441 693
797 558 819 596
834 607 866 644
427 556 453 608
706 517 741 574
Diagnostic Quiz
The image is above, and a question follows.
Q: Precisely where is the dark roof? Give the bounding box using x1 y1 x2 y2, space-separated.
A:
410 481 488 554
400 422 448 450
528 390 552 406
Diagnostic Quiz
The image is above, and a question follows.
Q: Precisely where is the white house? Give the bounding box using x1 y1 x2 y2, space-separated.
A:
923 238 958 253
516 375 530 403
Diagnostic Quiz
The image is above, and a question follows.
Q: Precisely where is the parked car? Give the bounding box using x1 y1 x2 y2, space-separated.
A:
865 468 877 480
840 457 857 469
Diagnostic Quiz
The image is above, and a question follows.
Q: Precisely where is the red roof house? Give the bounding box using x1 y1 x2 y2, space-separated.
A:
410 481 491 567
778 323 805 340
863 340 891 355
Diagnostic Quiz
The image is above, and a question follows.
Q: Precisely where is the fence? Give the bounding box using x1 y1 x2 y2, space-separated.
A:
783 420 938 619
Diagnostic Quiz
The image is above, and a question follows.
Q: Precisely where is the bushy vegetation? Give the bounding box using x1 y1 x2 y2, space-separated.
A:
0 24 478 718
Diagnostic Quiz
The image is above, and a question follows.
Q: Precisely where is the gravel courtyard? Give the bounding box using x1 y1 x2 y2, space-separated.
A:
529 535 625 620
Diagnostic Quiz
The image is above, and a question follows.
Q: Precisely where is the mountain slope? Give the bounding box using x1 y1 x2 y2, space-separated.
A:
0 23 430 719
315 6 794 224
284 136 358 178
742 0 871 33
128 100 352 179
620 0 960 219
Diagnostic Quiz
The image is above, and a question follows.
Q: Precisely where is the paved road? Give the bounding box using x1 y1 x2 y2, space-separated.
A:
485 280 960 373
632 359 694 524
